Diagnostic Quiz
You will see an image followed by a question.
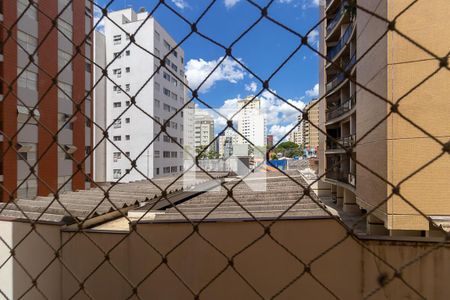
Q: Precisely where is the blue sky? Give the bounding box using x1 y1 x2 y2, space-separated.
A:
94 0 321 141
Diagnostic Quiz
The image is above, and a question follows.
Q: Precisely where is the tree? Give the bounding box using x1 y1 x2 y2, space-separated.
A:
274 142 303 158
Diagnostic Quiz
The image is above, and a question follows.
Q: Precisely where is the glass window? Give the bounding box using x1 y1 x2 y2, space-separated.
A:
17 68 38 90
113 118 121 128
18 31 38 59
125 135 130 141
113 169 121 179
113 152 121 162
113 136 121 141
113 102 121 108
163 72 170 82
18 0 38 20
113 35 122 45
155 30 160 41
58 19 73 39
163 88 171 97
154 151 160 158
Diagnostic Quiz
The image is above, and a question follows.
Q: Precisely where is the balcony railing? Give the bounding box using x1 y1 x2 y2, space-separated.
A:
326 1 348 36
327 24 354 61
326 94 356 121
326 169 356 186
326 53 356 93
326 134 356 150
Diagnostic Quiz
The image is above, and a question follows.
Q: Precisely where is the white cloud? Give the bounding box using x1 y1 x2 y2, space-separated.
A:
171 0 189 9
93 5 105 33
305 83 319 97
301 0 323 9
278 0 294 3
307 29 319 46
224 0 240 8
245 81 258 93
185 57 246 93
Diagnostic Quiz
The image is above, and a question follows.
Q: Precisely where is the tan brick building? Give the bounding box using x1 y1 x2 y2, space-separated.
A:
318 0 450 235
302 99 320 152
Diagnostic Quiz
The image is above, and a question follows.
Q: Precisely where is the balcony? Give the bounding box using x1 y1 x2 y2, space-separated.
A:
326 1 349 38
327 24 354 62
326 169 356 187
326 134 356 151
326 94 356 122
326 53 356 94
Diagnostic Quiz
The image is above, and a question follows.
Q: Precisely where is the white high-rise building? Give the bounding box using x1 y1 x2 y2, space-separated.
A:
99 8 186 182
194 110 215 151
236 96 266 148
288 118 303 145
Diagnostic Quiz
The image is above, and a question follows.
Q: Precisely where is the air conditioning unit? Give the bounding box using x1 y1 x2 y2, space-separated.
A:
64 145 77 154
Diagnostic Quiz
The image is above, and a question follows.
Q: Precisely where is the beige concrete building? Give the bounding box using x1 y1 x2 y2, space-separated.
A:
302 99 320 151
318 0 450 235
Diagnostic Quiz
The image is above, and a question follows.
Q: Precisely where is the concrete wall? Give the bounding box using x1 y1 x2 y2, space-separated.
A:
57 219 450 299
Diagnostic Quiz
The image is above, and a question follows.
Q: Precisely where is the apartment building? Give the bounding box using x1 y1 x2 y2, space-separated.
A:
0 0 93 201
218 128 238 158
302 99 319 151
289 118 303 145
236 96 266 148
319 0 450 235
98 8 186 182
194 110 215 151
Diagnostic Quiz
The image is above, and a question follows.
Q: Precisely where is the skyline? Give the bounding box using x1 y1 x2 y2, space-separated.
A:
93 0 321 141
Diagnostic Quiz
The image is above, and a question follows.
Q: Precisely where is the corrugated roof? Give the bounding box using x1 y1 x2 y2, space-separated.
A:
0 172 228 225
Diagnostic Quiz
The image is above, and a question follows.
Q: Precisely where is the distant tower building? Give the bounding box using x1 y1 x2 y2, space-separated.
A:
218 128 238 158
302 99 319 151
194 110 215 151
266 135 274 148
236 96 266 147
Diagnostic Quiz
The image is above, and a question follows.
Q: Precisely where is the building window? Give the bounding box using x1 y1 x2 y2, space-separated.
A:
113 52 121 58
86 62 92 73
125 50 130 56
154 150 160 158
126 101 131 106
125 67 130 73
113 85 122 94
163 40 171 51
113 169 121 179
125 151 130 157
156 168 160 175
125 135 130 141
171 63 178 72
171 93 178 101
85 146 91 156
171 151 177 158
113 68 122 77
113 35 122 45
113 102 121 108
163 167 170 174
155 99 160 108
113 152 121 162
163 72 170 82
18 0 38 20
155 30 160 41
58 49 72 70
17 152 28 161
113 118 121 128
163 151 170 158
163 88 171 97
171 166 177 173
181 57 184 64
125 84 130 92
163 135 170 143
173 50 178 58
125 117 130 124
155 82 160 93
17 68 37 90
172 78 178 87
18 31 38 60
58 82 73 101
155 48 160 57
113 136 121 141
163 104 170 112
58 19 73 39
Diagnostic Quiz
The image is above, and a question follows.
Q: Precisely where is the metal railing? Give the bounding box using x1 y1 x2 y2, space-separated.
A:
326 169 356 186
326 52 356 92
326 94 356 121
327 23 354 61
326 1 348 36
326 134 356 150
